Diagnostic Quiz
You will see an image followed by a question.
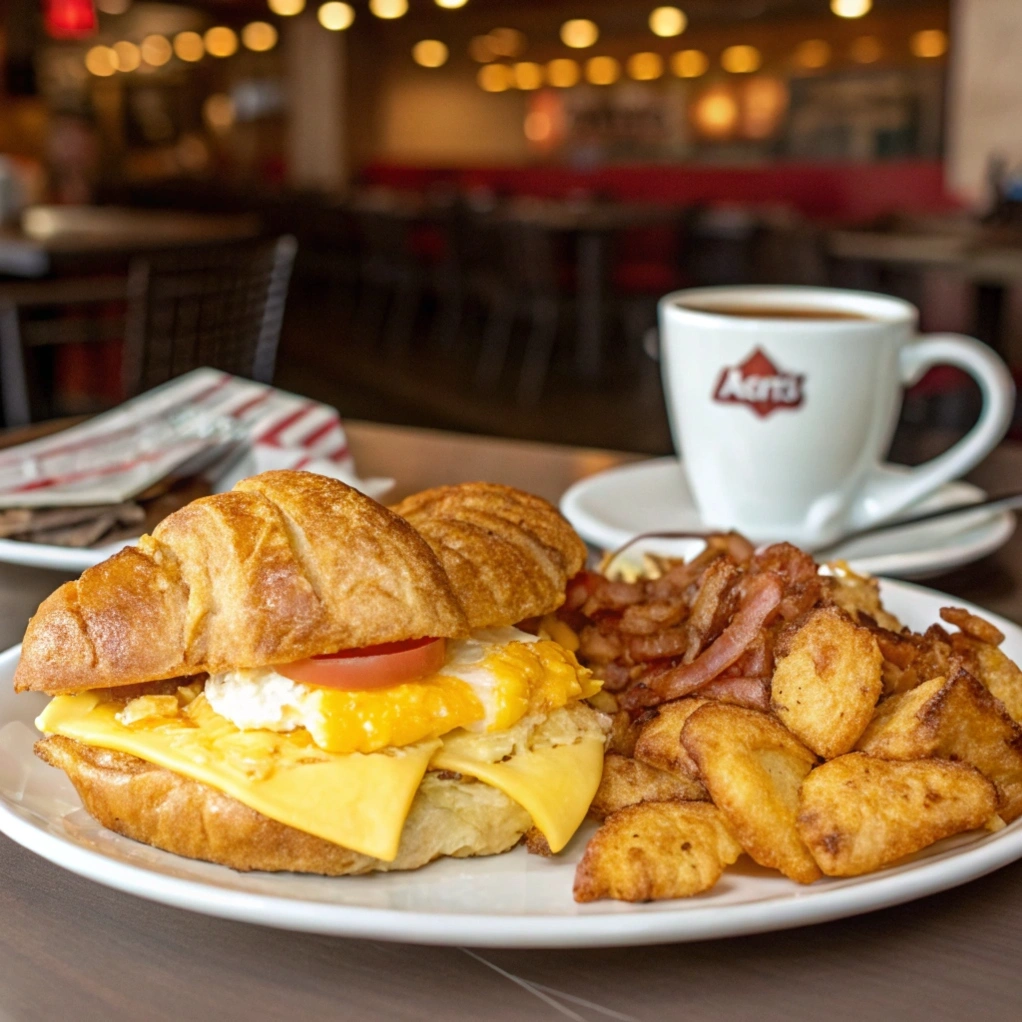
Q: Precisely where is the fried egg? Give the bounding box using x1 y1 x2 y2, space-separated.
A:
204 627 599 755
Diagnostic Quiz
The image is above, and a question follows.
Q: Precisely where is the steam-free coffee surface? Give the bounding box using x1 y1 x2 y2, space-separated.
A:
681 304 872 320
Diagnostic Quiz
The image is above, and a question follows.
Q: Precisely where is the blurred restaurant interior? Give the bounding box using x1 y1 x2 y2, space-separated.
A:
0 0 1020 454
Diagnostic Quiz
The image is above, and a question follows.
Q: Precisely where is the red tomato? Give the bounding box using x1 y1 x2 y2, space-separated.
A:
276 638 446 691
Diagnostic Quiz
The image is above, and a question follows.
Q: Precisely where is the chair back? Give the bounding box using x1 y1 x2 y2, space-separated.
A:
123 234 296 394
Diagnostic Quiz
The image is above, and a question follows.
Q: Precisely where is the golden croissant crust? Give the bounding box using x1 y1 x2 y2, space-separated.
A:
15 472 585 695
392 482 586 630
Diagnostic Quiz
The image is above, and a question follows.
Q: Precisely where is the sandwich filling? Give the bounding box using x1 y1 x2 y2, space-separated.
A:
35 626 607 863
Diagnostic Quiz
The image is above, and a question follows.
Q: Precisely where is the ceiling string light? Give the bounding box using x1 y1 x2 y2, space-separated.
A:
721 44 761 74
627 52 664 81
561 19 599 49
268 0 305 16
369 0 408 19
242 22 278 52
140 34 172 66
672 48 708 77
585 55 620 85
318 2 354 30
546 58 580 87
649 7 687 39
830 0 872 18
173 31 204 62
204 26 238 58
413 39 449 67
910 29 948 58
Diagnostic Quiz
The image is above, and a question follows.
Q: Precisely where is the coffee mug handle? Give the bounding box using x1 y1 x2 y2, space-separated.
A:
849 334 1015 530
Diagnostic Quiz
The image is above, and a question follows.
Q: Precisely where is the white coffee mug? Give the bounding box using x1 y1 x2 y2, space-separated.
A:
658 286 1015 548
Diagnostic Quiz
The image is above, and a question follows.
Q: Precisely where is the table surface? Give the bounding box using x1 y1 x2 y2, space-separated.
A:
0 207 262 278
2 419 1022 1021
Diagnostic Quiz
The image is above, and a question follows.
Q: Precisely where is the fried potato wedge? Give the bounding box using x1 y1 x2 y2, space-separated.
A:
573 801 743 903
771 607 883 758
825 568 902 632
605 709 642 758
633 697 708 780
797 752 997 876
857 668 1022 822
682 704 821 883
590 752 707 821
952 636 1022 726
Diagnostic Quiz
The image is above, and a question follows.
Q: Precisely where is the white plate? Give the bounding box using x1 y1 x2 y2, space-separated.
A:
561 457 1015 580
2 580 1022 948
0 461 394 574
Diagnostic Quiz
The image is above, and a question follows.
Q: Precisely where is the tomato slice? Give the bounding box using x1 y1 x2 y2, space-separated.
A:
276 638 446 691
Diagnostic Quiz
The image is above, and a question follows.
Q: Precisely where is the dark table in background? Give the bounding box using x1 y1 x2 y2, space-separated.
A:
0 205 261 278
1 419 1021 1021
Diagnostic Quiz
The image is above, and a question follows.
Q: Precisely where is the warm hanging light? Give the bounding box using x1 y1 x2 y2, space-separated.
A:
794 39 831 70
477 63 512 92
671 48 708 77
113 40 141 71
910 29 948 58
44 0 98 40
487 28 525 57
742 76 789 139
585 55 620 85
692 85 739 139
242 22 278 51
141 34 172 66
830 0 872 18
173 31 204 62
204 93 236 132
369 0 408 19
84 44 117 76
512 61 544 90
721 45 761 73
318 2 354 30
850 35 882 63
435 0 468 7
649 7 687 39
546 58 580 87
627 52 664 80
204 27 238 58
268 0 306 16
561 19 599 49
413 40 449 67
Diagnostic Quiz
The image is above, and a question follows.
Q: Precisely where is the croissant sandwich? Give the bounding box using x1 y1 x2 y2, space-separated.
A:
17 471 608 875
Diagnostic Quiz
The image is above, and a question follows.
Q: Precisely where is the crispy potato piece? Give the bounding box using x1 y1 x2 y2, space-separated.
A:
590 752 707 821
797 752 997 876
633 698 708 780
940 606 1005 646
951 635 1022 725
573 801 742 903
857 668 1022 822
682 704 821 883
605 710 642 758
824 568 902 632
771 607 883 758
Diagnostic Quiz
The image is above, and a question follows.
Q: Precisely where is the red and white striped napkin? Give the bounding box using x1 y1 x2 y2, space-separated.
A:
0 369 389 508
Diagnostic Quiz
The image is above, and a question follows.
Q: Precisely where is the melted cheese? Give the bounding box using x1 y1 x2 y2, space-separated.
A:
431 729 606 853
36 692 437 862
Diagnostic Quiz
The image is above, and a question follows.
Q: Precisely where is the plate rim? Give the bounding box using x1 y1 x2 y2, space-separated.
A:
560 457 1014 580
2 582 1022 949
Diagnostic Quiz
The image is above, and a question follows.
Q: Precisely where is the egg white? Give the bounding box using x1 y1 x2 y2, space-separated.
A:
203 626 540 740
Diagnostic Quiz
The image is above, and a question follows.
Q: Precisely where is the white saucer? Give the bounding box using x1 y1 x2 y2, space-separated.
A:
561 457 1016 580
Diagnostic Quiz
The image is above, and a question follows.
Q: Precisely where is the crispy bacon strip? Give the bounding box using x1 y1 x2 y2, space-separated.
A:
697 675 771 711
648 572 784 702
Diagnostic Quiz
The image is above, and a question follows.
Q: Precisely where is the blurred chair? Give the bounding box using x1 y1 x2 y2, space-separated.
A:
0 277 129 427
123 235 296 393
0 235 296 427
475 211 571 405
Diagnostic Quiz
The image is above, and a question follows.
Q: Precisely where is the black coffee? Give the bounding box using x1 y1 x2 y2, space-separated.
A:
683 303 873 321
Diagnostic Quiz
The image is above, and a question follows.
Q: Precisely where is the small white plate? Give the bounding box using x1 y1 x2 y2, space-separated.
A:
561 458 1015 579
2 580 1022 948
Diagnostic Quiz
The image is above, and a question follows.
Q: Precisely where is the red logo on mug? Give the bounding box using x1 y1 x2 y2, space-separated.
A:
712 348 805 418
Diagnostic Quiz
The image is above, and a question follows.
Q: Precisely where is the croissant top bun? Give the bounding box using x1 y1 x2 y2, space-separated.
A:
391 482 586 630
15 472 586 696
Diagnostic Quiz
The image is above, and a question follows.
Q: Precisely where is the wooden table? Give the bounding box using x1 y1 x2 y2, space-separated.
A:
0 206 261 278
2 419 1022 1021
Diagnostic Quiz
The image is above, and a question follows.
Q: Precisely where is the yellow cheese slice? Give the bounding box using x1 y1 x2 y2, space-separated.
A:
36 693 439 862
431 732 606 853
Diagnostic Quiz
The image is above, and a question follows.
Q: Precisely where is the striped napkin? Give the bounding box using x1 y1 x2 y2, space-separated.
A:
0 368 387 510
